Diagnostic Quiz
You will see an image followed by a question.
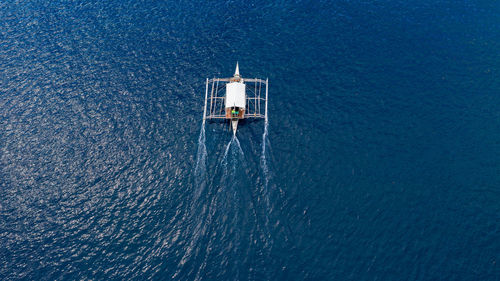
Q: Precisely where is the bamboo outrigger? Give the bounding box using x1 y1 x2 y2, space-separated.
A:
202 63 268 135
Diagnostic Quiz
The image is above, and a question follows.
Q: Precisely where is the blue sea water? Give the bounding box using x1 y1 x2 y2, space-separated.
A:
1 0 499 280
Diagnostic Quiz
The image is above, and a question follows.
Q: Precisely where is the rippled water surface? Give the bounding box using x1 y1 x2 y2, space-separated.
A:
1 0 499 280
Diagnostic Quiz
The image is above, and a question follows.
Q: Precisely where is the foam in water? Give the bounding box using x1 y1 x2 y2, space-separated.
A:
222 135 243 158
233 135 243 155
178 124 276 279
221 135 244 172
194 121 207 199
175 121 209 278
260 121 270 188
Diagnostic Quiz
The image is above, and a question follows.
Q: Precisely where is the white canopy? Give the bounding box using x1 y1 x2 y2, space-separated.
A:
225 82 246 109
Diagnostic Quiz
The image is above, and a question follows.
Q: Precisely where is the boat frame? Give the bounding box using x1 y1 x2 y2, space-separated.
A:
202 77 268 123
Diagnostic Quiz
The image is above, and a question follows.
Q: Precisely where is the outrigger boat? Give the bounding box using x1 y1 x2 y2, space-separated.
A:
202 63 268 135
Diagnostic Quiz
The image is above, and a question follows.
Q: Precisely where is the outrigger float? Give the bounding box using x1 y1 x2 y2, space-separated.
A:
202 63 268 135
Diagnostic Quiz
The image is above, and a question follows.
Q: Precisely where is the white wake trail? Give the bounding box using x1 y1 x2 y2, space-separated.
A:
233 135 244 155
221 135 244 166
260 121 270 188
194 121 207 199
